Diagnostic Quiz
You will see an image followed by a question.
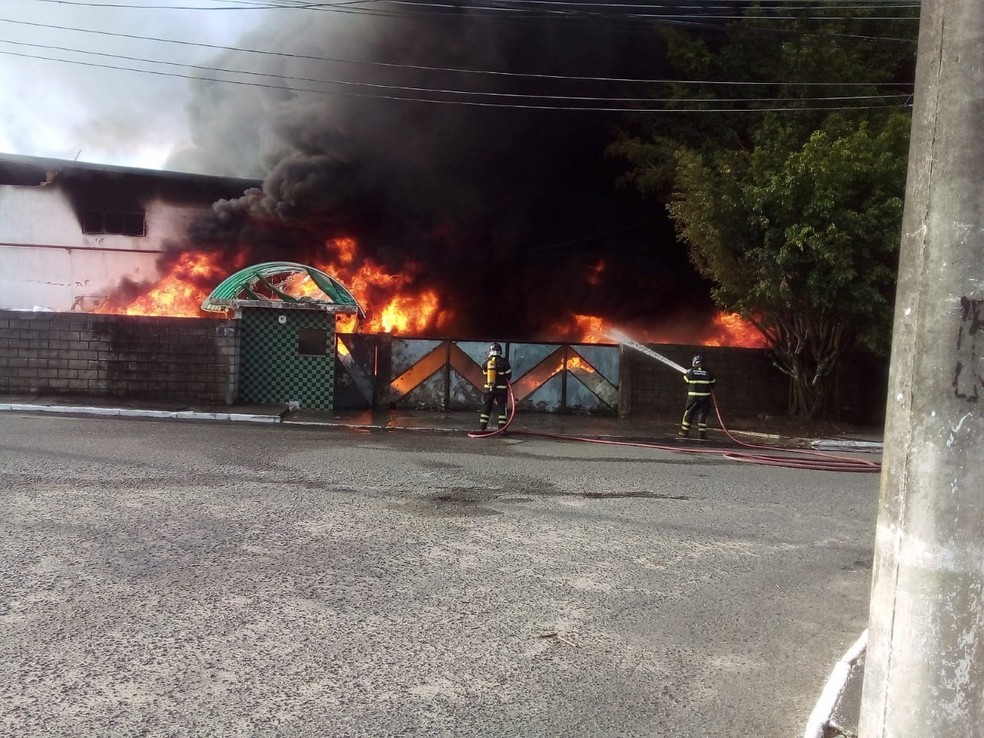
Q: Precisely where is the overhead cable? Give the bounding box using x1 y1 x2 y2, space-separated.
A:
0 39 913 110
0 46 911 113
0 19 914 89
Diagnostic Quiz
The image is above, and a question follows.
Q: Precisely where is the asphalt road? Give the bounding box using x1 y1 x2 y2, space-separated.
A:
0 413 879 737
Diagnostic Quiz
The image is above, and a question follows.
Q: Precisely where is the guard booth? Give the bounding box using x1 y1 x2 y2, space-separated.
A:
202 262 365 410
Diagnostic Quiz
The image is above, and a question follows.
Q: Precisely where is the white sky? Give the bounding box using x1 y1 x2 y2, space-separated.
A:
0 0 262 172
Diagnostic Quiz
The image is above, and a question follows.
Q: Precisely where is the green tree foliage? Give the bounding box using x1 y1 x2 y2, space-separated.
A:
611 2 918 418
671 116 910 417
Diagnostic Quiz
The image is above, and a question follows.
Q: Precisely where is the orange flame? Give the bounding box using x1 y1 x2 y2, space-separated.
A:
587 260 605 287
548 311 766 348
566 355 597 373
700 312 766 348
319 237 449 335
94 236 451 334
92 236 764 350
96 251 232 317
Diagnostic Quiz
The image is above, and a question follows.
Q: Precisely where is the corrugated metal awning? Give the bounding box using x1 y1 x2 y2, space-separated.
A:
201 261 366 318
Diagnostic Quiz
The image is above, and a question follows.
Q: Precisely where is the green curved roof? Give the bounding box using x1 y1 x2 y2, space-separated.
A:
201 261 365 318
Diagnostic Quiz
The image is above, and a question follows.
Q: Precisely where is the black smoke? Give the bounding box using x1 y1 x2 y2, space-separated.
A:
169 3 716 339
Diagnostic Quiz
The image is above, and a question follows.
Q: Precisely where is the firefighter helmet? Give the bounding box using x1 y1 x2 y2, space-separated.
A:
692 353 704 367
489 342 503 357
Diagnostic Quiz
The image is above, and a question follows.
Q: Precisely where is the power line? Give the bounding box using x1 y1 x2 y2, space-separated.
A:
25 0 922 22
25 0 922 10
380 0 918 22
17 0 918 51
0 46 911 112
17 0 921 48
0 16 915 88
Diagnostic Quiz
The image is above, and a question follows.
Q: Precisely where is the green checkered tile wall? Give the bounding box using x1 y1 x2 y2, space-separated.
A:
239 308 335 410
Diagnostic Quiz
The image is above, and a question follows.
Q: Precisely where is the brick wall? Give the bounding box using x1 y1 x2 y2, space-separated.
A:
0 311 239 404
620 344 789 420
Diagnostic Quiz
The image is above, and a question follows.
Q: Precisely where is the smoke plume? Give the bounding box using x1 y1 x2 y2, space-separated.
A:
167 4 714 340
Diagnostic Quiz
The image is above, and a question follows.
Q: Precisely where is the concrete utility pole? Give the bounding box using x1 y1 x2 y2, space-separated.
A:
860 1 984 736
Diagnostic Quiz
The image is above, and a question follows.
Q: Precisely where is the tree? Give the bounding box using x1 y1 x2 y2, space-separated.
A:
611 3 918 418
671 115 910 417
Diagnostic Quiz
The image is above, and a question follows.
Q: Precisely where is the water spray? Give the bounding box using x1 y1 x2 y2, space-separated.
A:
468 328 879 472
606 328 687 374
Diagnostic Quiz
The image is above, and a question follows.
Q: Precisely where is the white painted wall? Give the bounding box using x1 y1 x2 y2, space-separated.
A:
0 184 213 311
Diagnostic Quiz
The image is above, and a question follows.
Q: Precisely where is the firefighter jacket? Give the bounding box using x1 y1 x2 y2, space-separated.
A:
481 355 512 390
683 366 716 397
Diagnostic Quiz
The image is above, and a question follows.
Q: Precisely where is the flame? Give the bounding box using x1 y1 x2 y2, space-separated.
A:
318 237 449 335
548 311 765 348
570 314 608 342
587 260 605 287
566 355 596 374
280 271 323 299
701 312 766 348
94 236 450 334
96 251 232 317
92 235 762 349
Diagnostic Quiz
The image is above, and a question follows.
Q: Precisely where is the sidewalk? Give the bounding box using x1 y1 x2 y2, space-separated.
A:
0 394 883 451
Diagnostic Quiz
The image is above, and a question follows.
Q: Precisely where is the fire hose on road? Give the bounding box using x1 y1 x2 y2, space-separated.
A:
469 334 881 474
466 385 518 439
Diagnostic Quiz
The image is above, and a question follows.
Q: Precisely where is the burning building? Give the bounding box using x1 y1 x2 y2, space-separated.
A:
0 0 773 349
0 152 763 348
0 153 257 313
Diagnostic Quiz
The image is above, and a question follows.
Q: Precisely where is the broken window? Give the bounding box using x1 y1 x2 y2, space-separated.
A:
81 210 146 236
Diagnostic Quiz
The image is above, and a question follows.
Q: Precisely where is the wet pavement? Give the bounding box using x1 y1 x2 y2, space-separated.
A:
0 393 879 737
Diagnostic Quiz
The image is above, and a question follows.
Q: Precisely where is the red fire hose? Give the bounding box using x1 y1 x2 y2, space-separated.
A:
467 385 518 439
470 388 880 474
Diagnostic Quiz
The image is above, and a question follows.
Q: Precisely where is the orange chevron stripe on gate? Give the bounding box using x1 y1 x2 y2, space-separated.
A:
389 342 490 400
449 342 487 391
510 346 566 402
389 342 447 398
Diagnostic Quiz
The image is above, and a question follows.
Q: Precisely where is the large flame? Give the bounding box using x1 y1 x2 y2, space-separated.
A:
548 312 766 348
96 251 233 317
93 237 765 348
317 237 449 334
701 311 766 348
95 236 450 333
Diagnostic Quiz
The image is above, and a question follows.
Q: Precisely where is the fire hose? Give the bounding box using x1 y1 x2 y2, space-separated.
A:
466 384 518 439
468 355 880 474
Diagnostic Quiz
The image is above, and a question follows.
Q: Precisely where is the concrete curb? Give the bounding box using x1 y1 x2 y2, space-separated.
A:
0 403 280 424
803 630 867 738
811 439 883 453
0 404 512 436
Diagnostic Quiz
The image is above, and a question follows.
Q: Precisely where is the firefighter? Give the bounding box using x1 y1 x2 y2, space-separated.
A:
679 353 716 439
479 342 512 431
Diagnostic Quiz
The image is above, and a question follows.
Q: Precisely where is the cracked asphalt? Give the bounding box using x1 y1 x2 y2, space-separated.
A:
0 412 878 737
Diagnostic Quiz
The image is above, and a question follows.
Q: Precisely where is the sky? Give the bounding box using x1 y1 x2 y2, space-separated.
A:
0 0 699 176
0 0 261 172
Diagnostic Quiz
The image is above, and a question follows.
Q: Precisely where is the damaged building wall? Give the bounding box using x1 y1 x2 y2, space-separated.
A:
0 153 255 312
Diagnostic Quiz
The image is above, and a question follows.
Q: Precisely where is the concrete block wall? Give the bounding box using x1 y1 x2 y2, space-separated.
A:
0 311 239 404
620 344 788 420
0 312 884 423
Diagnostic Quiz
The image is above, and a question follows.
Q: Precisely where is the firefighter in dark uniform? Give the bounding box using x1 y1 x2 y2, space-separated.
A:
679 353 716 439
479 342 512 431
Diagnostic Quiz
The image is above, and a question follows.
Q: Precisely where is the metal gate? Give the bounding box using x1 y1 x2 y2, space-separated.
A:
341 337 619 414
